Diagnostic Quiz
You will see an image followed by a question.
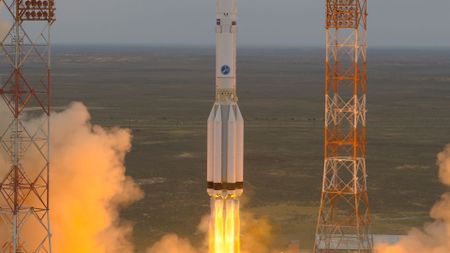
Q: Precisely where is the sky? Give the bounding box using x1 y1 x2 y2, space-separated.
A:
54 0 450 48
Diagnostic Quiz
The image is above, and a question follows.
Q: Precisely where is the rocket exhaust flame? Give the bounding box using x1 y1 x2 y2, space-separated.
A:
209 196 240 253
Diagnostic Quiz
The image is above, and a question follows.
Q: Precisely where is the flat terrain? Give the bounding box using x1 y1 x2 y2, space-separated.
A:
52 46 450 252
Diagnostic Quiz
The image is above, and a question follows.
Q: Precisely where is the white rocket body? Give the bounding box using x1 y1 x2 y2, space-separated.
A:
207 0 243 198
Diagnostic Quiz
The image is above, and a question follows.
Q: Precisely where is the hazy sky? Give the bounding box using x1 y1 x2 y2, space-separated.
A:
55 0 450 47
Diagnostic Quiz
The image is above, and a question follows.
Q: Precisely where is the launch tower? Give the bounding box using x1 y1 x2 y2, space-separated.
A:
314 0 372 252
0 0 55 252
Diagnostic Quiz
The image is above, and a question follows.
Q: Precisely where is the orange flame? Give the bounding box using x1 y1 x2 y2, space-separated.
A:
209 195 240 253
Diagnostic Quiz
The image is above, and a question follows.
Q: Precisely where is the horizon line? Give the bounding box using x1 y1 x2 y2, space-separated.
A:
52 43 450 50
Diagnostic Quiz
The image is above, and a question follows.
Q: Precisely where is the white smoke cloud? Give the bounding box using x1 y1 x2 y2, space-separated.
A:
146 234 201 253
49 102 144 253
0 102 144 253
145 210 305 253
145 215 208 253
375 145 450 253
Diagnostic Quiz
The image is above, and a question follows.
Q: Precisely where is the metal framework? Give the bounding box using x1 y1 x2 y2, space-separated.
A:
0 0 54 252
314 0 372 252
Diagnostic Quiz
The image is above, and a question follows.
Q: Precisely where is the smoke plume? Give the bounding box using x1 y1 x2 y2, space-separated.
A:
146 211 302 253
146 234 200 253
10 102 144 253
240 212 274 253
146 215 209 253
50 102 143 253
375 145 450 253
241 211 306 253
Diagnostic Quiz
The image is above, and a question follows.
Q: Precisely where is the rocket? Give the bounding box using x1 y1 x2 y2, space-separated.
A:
207 0 243 198
207 1 242 252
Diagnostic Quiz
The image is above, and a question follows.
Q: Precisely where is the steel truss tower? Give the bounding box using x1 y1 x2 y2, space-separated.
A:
314 0 372 252
0 0 55 252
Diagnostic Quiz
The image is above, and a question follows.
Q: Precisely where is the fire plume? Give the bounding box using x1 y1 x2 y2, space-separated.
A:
209 195 240 253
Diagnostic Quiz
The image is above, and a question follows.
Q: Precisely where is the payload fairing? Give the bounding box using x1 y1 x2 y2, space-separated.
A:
207 0 243 252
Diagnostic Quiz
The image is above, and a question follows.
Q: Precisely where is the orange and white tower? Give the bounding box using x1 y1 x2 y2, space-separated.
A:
0 0 55 252
314 0 372 252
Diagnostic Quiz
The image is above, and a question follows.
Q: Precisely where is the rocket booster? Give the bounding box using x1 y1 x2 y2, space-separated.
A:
207 0 243 197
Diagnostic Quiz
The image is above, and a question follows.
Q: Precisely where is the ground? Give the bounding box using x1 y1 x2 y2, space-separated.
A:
52 46 450 252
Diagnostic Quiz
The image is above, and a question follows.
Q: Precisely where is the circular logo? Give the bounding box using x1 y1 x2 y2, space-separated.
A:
221 65 231 75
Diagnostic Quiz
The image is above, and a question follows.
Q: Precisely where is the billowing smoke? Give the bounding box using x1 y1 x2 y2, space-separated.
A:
146 215 209 253
14 102 143 253
49 102 143 253
146 234 200 253
146 211 303 253
375 145 450 253
240 212 274 253
240 212 306 253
